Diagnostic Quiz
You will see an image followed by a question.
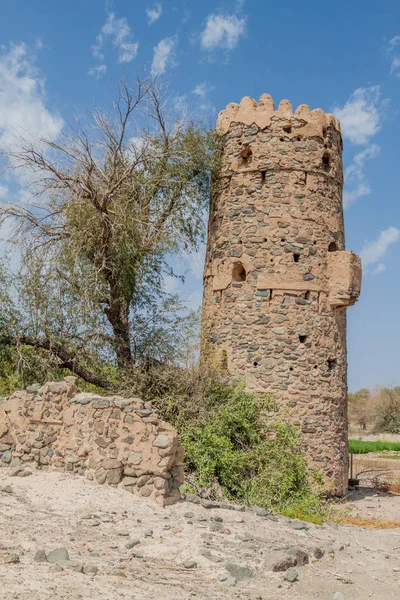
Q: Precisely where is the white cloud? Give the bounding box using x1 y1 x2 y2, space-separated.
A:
147 3 162 25
200 14 246 51
360 226 400 274
92 13 138 65
88 64 107 79
191 82 216 113
343 144 380 208
388 35 400 51
388 36 400 78
390 55 400 78
192 82 213 98
163 275 179 295
151 37 177 76
0 44 63 152
189 249 205 280
332 86 383 145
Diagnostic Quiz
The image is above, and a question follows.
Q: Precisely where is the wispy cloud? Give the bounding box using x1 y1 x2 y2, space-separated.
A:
343 144 380 208
0 44 63 152
200 14 246 51
151 37 177 76
192 82 213 98
88 64 107 79
387 36 400 78
334 86 386 209
192 81 215 113
147 3 162 25
91 12 138 72
360 227 400 274
332 86 384 145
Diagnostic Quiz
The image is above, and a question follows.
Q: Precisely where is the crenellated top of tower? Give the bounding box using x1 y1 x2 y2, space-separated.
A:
216 94 341 139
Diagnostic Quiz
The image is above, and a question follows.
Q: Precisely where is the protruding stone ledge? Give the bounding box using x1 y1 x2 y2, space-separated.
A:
0 378 184 506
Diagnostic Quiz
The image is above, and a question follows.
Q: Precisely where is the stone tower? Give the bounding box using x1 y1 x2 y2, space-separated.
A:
201 94 362 496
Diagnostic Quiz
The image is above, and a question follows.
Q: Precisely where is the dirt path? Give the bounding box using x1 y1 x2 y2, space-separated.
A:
0 468 399 600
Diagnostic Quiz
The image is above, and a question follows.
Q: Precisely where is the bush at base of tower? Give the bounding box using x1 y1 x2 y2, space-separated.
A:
180 381 325 520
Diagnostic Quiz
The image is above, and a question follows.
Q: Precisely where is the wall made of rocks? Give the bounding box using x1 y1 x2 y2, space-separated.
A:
0 377 184 506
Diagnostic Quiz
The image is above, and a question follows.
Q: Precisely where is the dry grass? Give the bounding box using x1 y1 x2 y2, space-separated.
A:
338 516 400 529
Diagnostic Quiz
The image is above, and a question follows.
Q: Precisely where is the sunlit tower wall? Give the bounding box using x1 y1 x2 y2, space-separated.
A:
201 94 362 496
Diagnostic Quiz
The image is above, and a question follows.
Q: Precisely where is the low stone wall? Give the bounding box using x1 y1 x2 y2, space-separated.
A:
0 377 184 506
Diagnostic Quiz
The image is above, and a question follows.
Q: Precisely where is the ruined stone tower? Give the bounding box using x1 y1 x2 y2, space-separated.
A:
201 94 362 496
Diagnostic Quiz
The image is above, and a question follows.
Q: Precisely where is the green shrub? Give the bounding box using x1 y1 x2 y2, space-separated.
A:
180 382 324 517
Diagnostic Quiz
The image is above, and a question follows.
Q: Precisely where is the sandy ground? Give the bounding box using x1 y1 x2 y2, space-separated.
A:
0 468 400 600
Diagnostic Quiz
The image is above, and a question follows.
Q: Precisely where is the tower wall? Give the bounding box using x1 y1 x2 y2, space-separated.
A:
201 95 362 496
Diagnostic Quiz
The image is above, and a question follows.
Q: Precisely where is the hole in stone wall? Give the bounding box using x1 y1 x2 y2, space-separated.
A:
304 291 310 300
322 152 330 168
328 241 338 252
327 358 337 370
283 125 292 134
232 262 247 282
279 137 284 142
241 145 252 159
322 127 327 137
238 240 243 245
299 335 307 343
221 350 228 371
297 136 301 141
293 253 300 263
281 238 285 243
253 361 258 367
261 171 266 183
263 237 268 242
289 367 293 371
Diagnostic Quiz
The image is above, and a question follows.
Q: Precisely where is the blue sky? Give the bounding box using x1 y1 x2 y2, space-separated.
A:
0 0 399 391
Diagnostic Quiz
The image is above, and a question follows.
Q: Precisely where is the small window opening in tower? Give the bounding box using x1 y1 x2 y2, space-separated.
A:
232 262 246 282
283 125 292 134
299 335 307 343
322 152 330 168
327 358 337 370
328 241 338 252
220 350 228 372
240 145 252 159
261 171 266 184
293 253 300 263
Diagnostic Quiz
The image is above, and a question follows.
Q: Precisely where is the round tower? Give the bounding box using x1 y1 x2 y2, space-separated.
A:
201 94 362 496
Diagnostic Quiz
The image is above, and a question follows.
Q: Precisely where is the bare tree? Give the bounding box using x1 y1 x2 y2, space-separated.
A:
0 77 214 388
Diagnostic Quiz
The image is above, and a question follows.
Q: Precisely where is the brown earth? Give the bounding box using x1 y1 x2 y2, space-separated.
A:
0 467 399 600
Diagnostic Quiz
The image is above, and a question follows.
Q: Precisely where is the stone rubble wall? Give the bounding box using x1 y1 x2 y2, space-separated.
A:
0 377 184 506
